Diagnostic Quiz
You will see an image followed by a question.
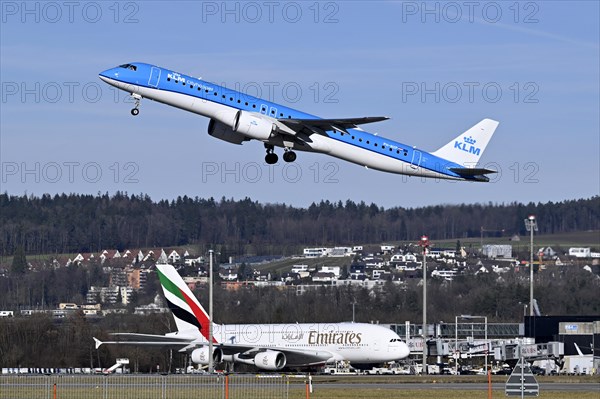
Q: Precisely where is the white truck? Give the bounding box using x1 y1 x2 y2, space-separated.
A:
322 361 360 375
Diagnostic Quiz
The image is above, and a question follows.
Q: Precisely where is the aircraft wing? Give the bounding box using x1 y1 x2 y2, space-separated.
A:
277 116 389 135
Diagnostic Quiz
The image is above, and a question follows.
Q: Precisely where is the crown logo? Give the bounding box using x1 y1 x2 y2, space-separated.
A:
464 136 476 145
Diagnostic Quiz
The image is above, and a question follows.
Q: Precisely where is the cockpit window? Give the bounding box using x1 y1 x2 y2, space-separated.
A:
118 64 137 71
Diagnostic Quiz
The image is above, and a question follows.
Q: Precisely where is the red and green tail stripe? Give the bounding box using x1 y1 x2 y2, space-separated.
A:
157 268 217 343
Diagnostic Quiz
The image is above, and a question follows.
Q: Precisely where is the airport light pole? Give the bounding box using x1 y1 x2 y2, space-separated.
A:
208 249 214 373
524 215 538 316
420 235 430 374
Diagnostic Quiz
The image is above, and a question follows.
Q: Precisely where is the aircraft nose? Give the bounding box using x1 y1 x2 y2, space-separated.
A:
398 342 410 359
99 68 119 83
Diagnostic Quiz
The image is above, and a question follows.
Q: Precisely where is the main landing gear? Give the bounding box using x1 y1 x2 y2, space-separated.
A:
264 145 297 164
130 93 142 116
283 149 297 163
265 145 278 165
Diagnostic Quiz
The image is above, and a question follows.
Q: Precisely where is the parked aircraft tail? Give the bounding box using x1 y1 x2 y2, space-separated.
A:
156 264 218 342
432 119 499 166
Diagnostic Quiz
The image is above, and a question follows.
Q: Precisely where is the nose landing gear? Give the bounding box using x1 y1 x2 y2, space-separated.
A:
130 93 142 116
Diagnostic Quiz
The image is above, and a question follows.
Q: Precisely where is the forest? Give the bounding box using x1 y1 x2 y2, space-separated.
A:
1 193 598 257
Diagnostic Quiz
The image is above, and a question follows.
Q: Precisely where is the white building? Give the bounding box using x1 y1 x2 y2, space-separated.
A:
380 245 395 253
303 248 328 258
569 248 591 258
320 266 341 278
482 244 512 259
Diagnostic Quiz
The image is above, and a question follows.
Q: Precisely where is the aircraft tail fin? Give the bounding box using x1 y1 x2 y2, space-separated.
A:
156 264 217 343
432 119 499 166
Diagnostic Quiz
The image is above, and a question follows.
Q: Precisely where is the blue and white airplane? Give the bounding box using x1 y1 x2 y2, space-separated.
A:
99 63 499 181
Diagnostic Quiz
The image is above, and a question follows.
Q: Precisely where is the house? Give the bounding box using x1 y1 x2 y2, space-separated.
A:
538 247 557 259
303 248 328 258
350 264 366 280
100 250 121 262
219 269 238 281
569 248 591 258
312 272 336 283
168 250 181 263
380 245 395 254
320 266 341 278
482 244 512 259
390 253 418 263
253 270 271 281
184 255 203 266
329 247 353 257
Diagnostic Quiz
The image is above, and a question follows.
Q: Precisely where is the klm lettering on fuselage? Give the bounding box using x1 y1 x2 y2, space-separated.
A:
454 136 481 156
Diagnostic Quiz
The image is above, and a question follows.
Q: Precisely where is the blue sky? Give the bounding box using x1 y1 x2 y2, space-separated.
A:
1 1 598 208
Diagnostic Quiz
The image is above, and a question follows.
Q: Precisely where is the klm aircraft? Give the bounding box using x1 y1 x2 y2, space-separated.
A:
99 63 499 181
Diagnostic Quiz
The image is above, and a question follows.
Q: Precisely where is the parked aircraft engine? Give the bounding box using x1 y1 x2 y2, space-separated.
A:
191 347 223 365
207 119 247 145
232 111 275 141
253 351 286 371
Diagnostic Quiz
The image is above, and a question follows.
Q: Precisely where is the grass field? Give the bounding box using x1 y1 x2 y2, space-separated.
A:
2 374 598 399
298 389 600 399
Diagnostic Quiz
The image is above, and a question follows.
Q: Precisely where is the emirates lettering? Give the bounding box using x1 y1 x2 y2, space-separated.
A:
308 331 362 345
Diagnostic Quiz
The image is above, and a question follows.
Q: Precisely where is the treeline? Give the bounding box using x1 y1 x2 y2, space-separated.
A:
0 193 598 256
1 265 598 369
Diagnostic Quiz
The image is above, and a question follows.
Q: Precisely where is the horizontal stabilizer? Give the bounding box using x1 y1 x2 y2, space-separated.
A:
449 168 497 176
448 167 496 182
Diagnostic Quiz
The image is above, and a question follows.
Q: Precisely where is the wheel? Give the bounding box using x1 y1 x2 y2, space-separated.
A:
265 153 278 164
131 108 139 116
283 151 296 163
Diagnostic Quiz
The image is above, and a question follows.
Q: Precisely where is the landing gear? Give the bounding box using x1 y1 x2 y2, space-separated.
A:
264 144 278 164
283 150 297 163
265 152 278 165
130 93 142 116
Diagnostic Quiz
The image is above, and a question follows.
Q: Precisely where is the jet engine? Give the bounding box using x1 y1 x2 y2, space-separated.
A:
191 347 223 365
232 110 275 141
207 119 247 145
253 351 286 371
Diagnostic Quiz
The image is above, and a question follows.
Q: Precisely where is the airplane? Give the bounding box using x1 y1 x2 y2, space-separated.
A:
93 264 410 371
99 63 500 182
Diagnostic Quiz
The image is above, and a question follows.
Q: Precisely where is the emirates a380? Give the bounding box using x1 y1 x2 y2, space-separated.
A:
94 264 410 371
99 63 500 182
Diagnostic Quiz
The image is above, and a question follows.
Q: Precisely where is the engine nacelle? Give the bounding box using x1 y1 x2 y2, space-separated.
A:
191 347 223 365
233 111 275 141
208 119 247 145
253 351 286 371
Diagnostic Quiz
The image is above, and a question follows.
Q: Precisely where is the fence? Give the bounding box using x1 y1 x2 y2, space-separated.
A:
0 374 305 399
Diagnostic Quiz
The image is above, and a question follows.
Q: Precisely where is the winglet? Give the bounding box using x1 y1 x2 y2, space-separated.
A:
93 337 103 349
